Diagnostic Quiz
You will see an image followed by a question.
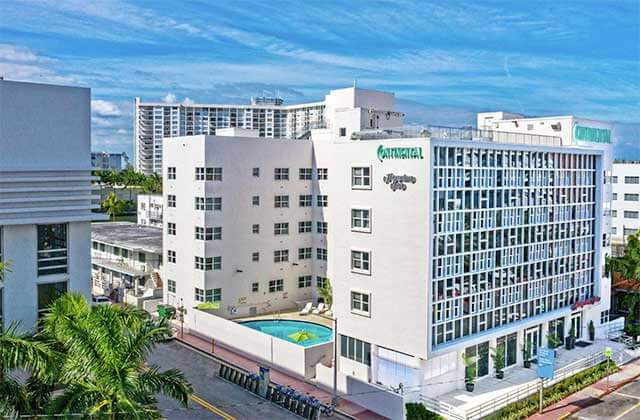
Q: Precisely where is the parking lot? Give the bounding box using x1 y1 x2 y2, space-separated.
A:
569 379 640 420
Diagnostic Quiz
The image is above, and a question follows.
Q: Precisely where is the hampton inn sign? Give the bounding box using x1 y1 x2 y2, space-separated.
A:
377 145 424 162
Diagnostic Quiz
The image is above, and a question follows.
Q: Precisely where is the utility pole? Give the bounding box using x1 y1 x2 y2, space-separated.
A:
539 378 544 413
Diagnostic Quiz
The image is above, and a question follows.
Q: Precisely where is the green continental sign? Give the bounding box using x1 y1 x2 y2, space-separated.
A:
574 125 611 144
377 145 424 162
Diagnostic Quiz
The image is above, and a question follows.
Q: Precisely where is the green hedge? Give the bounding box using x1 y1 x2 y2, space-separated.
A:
483 360 619 420
406 403 443 419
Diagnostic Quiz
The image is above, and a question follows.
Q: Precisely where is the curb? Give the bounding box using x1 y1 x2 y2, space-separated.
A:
173 337 359 420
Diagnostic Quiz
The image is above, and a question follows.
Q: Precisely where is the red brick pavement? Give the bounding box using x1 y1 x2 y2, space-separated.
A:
177 331 388 420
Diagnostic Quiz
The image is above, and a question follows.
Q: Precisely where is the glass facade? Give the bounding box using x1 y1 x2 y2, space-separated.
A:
432 146 598 347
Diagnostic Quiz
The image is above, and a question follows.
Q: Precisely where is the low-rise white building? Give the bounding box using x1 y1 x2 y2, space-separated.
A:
137 194 163 227
160 88 615 417
609 161 640 255
0 79 103 331
91 222 162 304
91 151 129 171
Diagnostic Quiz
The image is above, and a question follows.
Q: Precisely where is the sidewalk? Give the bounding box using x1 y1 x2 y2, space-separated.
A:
529 357 640 420
176 330 387 420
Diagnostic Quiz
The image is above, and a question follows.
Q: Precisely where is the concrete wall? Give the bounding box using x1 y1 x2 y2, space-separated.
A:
189 308 332 379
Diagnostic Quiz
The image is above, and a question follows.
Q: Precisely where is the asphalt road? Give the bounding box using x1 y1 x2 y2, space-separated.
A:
569 379 640 420
148 340 301 419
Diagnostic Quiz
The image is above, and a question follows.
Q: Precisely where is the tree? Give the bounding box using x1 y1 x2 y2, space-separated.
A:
102 192 127 221
142 173 162 194
317 278 333 306
41 293 192 419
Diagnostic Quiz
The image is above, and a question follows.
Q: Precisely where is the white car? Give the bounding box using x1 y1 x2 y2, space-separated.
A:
91 295 112 306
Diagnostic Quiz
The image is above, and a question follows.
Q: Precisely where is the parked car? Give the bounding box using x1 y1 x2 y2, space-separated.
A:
91 295 112 306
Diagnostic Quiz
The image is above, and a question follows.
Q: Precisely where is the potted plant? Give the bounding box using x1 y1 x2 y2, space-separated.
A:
461 353 476 392
522 342 532 368
588 320 595 342
491 346 506 379
565 326 576 350
547 333 562 357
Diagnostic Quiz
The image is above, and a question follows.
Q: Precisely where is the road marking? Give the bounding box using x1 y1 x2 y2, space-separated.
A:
615 391 640 400
613 400 640 420
191 393 237 420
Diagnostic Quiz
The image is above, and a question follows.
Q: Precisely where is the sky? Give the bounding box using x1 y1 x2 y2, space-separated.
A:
0 0 638 159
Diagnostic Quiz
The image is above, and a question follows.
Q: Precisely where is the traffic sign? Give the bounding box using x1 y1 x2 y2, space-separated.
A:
538 347 555 380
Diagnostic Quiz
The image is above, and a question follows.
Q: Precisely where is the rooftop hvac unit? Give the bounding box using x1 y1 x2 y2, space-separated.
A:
551 123 562 131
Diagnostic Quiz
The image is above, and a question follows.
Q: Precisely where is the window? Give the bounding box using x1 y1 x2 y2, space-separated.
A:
610 210 618 217
351 291 370 316
316 195 328 207
625 176 640 184
464 342 489 378
601 310 610 324
340 335 371 366
351 250 371 274
167 250 176 263
274 168 289 180
613 193 618 200
195 226 214 240
274 195 289 208
195 288 204 302
317 168 328 180
195 256 214 271
167 194 176 207
167 223 176 235
213 256 222 270
252 196 260 206
213 227 222 240
316 276 328 288
612 176 618 184
138 252 146 263
299 195 312 207
298 275 312 288
37 281 67 318
92 241 98 250
352 167 371 189
298 221 312 233
611 227 617 235
496 333 517 367
351 208 371 232
252 252 260 262
205 288 222 302
274 249 289 263
624 211 639 219
299 168 312 180
37 224 68 276
195 167 205 181
167 167 176 180
624 228 638 236
252 167 260 177
316 248 327 261
167 279 176 294
298 247 312 260
252 282 259 292
209 167 223 181
269 279 284 293
625 193 639 201
316 221 328 234
339 127 347 137
274 222 289 235
252 224 260 234
195 197 222 211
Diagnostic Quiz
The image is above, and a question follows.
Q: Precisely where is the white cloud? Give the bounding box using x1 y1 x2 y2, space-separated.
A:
0 44 40 63
91 99 121 117
163 93 177 103
182 97 194 105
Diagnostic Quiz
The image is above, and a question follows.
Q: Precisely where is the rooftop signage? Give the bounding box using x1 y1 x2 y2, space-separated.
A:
573 125 611 144
377 145 424 162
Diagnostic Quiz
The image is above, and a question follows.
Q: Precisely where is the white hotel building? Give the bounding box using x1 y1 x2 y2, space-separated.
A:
0 80 102 331
161 87 614 407
609 161 640 255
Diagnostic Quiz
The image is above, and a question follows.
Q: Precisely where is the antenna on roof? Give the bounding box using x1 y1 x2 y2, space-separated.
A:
353 79 357 88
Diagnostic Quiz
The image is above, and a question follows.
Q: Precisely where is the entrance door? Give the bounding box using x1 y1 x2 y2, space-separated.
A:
571 312 583 339
526 328 540 358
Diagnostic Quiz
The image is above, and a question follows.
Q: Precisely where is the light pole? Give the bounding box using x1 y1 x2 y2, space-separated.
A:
332 316 338 406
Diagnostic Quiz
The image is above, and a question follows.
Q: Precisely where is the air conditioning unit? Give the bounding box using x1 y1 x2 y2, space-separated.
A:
551 123 562 131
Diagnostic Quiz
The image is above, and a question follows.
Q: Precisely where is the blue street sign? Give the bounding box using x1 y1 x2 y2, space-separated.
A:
538 347 555 380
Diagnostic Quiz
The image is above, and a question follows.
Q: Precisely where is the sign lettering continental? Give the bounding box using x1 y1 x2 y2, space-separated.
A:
574 125 611 144
377 145 424 162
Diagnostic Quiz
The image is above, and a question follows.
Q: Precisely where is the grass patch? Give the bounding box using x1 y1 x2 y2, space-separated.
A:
483 360 619 420
406 403 444 419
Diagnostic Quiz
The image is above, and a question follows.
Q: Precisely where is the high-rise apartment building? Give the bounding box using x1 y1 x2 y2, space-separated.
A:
161 87 613 416
609 161 640 255
0 80 103 331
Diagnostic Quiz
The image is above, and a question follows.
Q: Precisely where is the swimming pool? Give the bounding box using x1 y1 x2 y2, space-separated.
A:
240 319 333 347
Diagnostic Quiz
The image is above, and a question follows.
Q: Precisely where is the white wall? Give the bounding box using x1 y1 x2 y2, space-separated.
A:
611 163 640 244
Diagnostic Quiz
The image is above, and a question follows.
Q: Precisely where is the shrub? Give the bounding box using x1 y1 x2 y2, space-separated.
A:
405 403 443 420
483 361 618 420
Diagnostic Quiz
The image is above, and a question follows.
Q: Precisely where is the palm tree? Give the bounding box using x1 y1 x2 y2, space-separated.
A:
121 168 144 201
102 192 127 221
42 293 192 419
142 173 162 194
317 278 333 306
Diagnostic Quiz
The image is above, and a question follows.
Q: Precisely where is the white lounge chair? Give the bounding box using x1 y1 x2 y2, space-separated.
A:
312 303 327 315
299 302 313 315
324 305 333 317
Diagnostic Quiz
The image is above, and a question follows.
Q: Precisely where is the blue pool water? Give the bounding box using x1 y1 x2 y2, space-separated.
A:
240 319 333 347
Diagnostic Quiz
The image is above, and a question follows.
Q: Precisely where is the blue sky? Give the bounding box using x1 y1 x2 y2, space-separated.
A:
1 0 638 159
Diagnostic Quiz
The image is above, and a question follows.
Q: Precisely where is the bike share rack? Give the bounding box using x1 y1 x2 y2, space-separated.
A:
218 363 334 419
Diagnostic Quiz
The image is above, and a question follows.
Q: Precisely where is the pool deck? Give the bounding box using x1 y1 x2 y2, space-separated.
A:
232 309 334 328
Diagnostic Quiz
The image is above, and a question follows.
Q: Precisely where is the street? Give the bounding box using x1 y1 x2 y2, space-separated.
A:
149 340 301 419
569 379 640 420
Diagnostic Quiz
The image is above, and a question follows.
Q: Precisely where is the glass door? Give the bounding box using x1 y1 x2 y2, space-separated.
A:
571 312 582 339
526 327 540 358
